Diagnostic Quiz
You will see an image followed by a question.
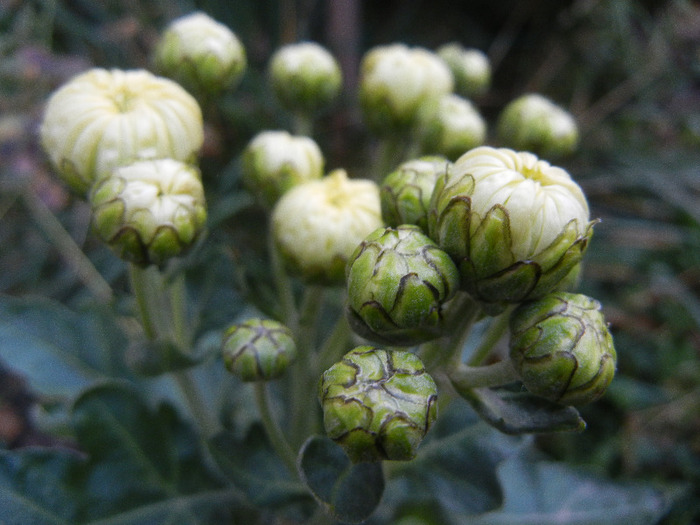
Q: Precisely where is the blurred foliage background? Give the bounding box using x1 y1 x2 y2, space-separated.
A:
1 0 699 523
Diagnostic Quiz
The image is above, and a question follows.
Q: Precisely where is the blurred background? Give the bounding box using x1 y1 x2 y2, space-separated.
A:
1 0 699 522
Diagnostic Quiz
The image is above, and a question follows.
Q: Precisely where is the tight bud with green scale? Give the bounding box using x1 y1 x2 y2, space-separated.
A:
359 44 453 136
497 94 579 158
241 130 324 208
40 68 203 197
319 346 438 462
429 146 595 313
222 318 297 382
509 292 617 405
90 159 206 267
272 169 383 285
437 43 491 98
269 42 342 114
380 156 450 233
346 225 460 346
154 12 247 95
419 93 487 161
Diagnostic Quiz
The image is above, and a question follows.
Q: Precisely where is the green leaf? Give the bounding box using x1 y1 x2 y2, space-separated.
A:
469 454 673 525
0 296 130 399
298 435 385 524
208 426 311 509
453 386 586 434
0 448 83 525
385 407 524 520
126 338 207 377
72 381 228 522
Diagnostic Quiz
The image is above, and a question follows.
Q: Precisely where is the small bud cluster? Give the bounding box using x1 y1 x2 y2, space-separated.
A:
37 9 617 476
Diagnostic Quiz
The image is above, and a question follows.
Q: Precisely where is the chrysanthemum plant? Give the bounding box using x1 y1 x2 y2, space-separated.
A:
1 10 672 525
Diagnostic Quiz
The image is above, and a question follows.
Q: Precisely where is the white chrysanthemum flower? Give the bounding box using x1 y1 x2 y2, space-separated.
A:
359 44 454 135
497 93 579 158
90 158 207 266
272 169 383 284
241 130 325 208
437 43 491 98
420 93 487 160
269 42 342 113
40 68 203 196
429 146 594 311
154 12 246 94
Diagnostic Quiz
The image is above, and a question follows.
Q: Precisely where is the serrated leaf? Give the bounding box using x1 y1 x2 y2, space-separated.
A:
453 386 586 434
298 435 385 524
208 425 311 509
0 448 84 525
469 454 673 525
0 296 131 399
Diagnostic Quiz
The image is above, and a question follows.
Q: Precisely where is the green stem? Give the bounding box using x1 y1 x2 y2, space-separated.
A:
292 112 313 137
269 231 299 330
420 294 482 372
254 381 298 475
449 359 519 390
174 370 221 438
22 189 113 303
129 264 158 340
290 286 325 447
169 271 190 347
466 308 512 366
317 312 352 373
372 136 405 181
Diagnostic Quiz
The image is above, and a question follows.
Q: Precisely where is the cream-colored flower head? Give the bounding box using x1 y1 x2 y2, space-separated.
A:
497 93 579 158
429 146 594 311
241 130 325 208
40 68 203 197
359 44 454 135
154 12 246 94
437 43 491 98
272 169 383 284
457 147 589 258
269 42 342 113
90 158 207 267
420 93 487 160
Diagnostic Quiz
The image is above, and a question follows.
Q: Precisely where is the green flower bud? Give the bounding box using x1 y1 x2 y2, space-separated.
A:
437 43 491 98
509 292 617 405
346 225 460 346
429 146 594 312
154 12 247 95
272 169 383 285
241 130 325 208
419 93 487 161
269 42 342 114
497 93 579 158
222 318 297 382
359 44 453 135
90 159 206 266
39 68 203 197
319 346 438 462
380 156 450 233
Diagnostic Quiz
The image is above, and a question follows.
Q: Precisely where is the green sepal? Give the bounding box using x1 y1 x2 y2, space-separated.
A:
469 204 516 277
